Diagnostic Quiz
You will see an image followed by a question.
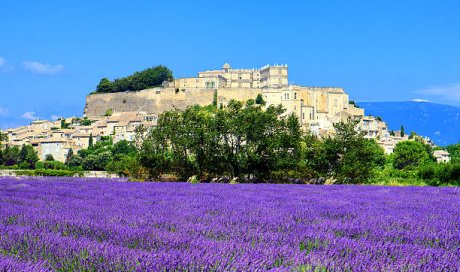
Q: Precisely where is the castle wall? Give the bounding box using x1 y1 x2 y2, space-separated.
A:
84 87 262 117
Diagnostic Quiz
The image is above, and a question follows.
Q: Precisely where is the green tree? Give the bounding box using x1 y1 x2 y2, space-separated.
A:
67 155 83 168
104 109 113 117
107 154 142 178
18 145 39 169
45 154 55 161
255 94 266 105
80 117 92 126
88 133 94 148
94 66 174 94
139 121 173 179
310 119 386 183
60 119 70 129
65 148 74 164
95 151 112 170
400 125 405 137
96 78 113 93
393 140 430 170
0 130 8 145
112 140 136 157
212 90 218 107
83 155 97 170
3 146 20 166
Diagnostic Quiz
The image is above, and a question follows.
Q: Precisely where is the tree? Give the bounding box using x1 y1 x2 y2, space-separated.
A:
139 99 302 181
104 109 113 117
255 94 266 106
88 133 94 148
80 117 92 126
65 148 74 164
45 154 55 161
3 146 20 166
67 155 83 168
94 66 174 94
60 119 70 129
96 78 113 93
212 90 218 107
393 140 430 169
112 140 136 157
83 155 97 170
18 145 39 169
0 130 8 145
400 125 405 137
139 121 173 179
310 119 386 183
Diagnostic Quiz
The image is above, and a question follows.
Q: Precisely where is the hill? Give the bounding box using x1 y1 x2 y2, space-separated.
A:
357 101 460 146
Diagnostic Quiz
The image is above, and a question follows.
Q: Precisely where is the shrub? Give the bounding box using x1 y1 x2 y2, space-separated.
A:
418 164 437 180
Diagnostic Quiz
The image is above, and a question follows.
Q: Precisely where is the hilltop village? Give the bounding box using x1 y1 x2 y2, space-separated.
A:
2 63 442 163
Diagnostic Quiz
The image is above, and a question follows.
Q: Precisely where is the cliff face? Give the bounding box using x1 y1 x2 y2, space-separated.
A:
84 87 261 117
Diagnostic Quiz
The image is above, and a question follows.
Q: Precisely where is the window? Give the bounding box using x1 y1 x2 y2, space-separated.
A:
278 78 283 84
294 93 297 99
302 112 305 120
278 69 282 74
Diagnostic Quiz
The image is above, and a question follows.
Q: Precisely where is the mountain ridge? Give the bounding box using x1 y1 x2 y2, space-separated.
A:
357 101 460 146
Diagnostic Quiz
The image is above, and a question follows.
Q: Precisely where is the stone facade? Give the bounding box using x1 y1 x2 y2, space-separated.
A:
84 64 361 136
172 63 289 89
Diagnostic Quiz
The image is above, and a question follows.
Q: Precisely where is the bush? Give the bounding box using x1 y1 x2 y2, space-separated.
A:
18 162 31 169
45 154 55 161
43 161 66 170
418 164 437 180
14 169 83 177
450 163 460 183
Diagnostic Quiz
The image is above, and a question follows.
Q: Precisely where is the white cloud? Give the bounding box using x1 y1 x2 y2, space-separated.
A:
412 98 430 103
23 61 64 75
22 112 39 120
51 115 61 121
0 57 4 67
0 107 8 116
418 83 460 102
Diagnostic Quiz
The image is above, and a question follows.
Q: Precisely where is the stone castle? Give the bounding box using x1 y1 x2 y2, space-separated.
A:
85 63 377 137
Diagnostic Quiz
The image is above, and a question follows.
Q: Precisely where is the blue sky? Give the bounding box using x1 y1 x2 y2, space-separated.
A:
1 0 460 129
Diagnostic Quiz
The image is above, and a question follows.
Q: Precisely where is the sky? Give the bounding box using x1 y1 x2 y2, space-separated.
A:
1 0 460 129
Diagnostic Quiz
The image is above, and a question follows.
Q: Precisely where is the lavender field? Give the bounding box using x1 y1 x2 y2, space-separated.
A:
0 177 459 271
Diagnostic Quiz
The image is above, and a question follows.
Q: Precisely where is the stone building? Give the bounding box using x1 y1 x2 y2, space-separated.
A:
433 150 451 163
173 63 288 89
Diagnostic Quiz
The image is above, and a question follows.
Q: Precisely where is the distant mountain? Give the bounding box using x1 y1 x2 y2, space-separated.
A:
357 101 460 146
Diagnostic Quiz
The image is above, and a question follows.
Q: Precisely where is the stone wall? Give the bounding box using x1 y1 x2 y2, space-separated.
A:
84 87 262 117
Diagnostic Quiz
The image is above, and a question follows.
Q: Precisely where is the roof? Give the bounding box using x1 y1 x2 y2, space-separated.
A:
31 138 70 144
433 150 450 156
73 133 91 137
223 63 231 69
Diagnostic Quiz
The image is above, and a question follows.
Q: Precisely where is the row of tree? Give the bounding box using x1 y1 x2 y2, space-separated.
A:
136 99 386 183
0 145 39 169
95 66 174 93
1 98 459 185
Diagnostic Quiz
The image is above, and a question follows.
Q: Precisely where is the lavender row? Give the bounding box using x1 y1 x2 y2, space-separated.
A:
1 177 459 271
